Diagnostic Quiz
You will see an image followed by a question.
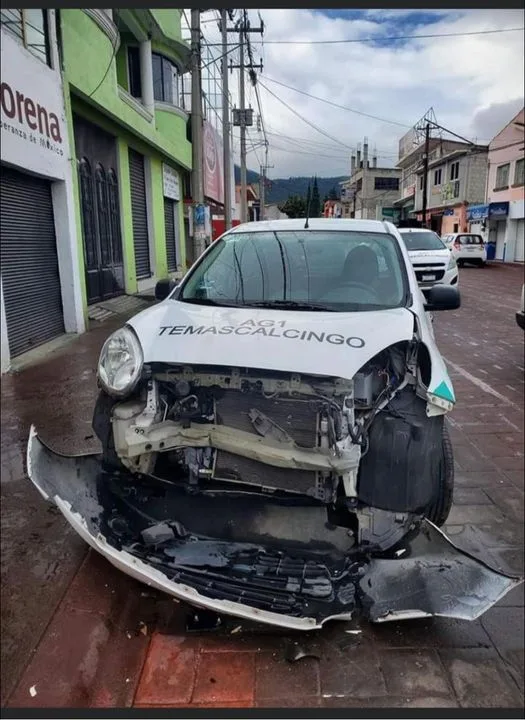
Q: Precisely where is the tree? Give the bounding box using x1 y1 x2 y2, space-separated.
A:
310 176 321 218
278 194 307 218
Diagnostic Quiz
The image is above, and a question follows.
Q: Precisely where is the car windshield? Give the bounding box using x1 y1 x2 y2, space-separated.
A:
400 231 446 251
178 230 409 312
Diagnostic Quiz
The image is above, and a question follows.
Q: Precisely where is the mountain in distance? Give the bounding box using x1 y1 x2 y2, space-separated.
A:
234 165 346 204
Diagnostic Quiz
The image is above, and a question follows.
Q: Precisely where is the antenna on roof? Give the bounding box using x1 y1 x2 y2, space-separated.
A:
304 179 312 229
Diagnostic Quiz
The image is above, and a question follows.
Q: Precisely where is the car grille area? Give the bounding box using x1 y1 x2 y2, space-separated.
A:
128 541 359 619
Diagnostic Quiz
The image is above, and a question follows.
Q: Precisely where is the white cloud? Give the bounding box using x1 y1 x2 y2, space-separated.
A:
197 9 524 178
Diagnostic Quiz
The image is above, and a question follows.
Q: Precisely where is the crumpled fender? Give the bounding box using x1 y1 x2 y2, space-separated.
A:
27 426 522 630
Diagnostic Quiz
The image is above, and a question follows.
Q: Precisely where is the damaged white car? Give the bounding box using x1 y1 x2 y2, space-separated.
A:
28 218 521 631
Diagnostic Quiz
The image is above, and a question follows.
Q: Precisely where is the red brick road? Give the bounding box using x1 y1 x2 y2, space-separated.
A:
3 263 524 709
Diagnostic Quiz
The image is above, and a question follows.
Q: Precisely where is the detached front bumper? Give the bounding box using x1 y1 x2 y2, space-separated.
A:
27 426 522 631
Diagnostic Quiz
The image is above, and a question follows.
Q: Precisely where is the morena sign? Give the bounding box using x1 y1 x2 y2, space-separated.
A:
0 81 62 144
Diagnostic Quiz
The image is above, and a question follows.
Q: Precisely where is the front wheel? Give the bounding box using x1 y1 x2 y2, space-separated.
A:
426 423 454 526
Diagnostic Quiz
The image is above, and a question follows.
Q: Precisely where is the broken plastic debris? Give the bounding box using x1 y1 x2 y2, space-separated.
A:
139 623 148 636
344 629 362 635
29 686 37 698
141 522 175 546
230 625 242 635
126 631 132 639
395 548 407 557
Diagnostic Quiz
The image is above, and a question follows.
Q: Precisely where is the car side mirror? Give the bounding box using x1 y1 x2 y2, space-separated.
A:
425 285 460 311
155 278 176 301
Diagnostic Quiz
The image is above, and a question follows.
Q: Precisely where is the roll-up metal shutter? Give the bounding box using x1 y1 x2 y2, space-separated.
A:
164 198 177 272
1 167 65 358
128 149 151 279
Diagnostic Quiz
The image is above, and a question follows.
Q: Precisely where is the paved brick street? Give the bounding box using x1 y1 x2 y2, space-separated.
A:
2 263 524 710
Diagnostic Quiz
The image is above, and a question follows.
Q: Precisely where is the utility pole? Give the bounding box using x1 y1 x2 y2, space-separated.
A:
239 26 247 223
220 10 232 230
228 13 264 224
421 122 431 228
190 9 209 258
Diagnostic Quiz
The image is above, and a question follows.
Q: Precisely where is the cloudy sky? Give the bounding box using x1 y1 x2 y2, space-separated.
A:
189 9 524 179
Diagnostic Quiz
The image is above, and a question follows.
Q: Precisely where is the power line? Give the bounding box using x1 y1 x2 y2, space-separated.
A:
265 129 399 159
209 26 524 46
262 75 410 128
258 79 354 150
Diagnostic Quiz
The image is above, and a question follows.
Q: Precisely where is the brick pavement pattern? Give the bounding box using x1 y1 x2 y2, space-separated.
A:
4 264 524 709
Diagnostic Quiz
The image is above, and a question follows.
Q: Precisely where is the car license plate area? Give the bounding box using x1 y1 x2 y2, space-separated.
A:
422 274 436 281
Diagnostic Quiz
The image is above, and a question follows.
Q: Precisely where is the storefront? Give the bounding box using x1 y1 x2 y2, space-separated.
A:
0 24 84 373
487 202 510 261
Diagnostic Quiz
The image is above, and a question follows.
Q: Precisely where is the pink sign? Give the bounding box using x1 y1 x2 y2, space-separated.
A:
203 121 224 205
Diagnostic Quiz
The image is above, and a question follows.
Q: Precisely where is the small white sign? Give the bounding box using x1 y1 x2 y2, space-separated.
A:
163 164 180 200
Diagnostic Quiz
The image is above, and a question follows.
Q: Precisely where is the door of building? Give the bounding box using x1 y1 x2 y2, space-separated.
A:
128 149 151 280
430 214 443 235
495 220 507 260
164 198 178 272
1 166 65 357
515 219 524 262
74 115 124 305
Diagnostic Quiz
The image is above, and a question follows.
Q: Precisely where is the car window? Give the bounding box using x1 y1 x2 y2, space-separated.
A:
179 230 409 312
399 231 446 251
458 235 483 245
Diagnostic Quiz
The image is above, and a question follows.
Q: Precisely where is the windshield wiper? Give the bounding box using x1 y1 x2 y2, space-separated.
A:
178 297 238 307
245 300 335 312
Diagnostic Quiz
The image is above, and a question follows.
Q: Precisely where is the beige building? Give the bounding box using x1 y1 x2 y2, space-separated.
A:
340 140 401 221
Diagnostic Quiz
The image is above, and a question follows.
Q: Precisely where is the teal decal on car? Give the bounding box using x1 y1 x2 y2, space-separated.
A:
432 380 455 403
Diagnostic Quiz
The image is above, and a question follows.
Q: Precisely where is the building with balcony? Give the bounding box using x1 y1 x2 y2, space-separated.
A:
60 9 192 310
1 10 85 372
412 143 488 236
484 108 524 262
339 140 401 221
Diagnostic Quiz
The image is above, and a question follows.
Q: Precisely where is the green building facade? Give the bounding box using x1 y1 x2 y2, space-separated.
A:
60 9 192 316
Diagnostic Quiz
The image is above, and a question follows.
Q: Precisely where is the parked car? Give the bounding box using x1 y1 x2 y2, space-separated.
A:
397 227 458 295
517 284 525 330
442 233 487 267
27 218 520 630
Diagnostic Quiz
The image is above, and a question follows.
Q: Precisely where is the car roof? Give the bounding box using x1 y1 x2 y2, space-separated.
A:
228 218 392 234
397 227 437 233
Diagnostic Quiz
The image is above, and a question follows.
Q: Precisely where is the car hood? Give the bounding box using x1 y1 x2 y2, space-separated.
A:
407 249 451 262
127 301 416 380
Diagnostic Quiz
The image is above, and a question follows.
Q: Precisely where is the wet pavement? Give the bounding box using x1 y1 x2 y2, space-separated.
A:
1 264 524 709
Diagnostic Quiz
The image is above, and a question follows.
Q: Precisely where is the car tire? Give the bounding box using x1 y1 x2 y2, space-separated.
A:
426 423 454 527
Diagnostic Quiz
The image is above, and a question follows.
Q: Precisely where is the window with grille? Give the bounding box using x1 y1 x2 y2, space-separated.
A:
433 168 442 186
495 163 510 189
0 9 50 66
449 161 459 181
374 176 399 191
514 158 524 186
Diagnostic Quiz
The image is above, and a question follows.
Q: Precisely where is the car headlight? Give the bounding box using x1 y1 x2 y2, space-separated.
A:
97 326 143 398
447 254 457 270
